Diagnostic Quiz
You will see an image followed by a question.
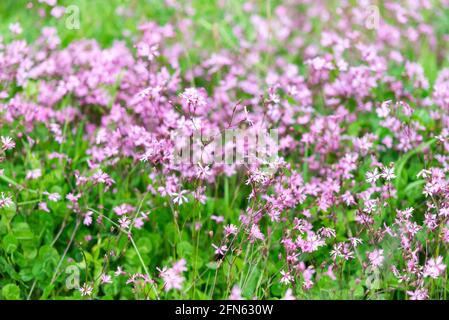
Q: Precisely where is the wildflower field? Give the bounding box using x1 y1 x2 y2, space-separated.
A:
1 0 449 301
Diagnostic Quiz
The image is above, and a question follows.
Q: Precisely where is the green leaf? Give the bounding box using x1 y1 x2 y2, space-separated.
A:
395 139 436 196
206 261 219 270
12 222 34 240
32 245 59 281
0 201 16 219
177 241 193 258
2 234 18 253
2 283 21 300
242 267 260 297
19 268 34 282
136 237 152 254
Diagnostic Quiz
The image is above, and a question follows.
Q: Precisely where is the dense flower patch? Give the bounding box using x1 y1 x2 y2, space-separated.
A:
1 0 449 300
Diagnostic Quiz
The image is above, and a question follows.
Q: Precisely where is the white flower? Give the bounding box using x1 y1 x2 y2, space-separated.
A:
366 168 380 183
280 270 293 285
79 283 93 296
212 244 228 256
171 190 189 205
1 136 15 150
381 166 396 181
0 193 13 208
118 216 131 229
